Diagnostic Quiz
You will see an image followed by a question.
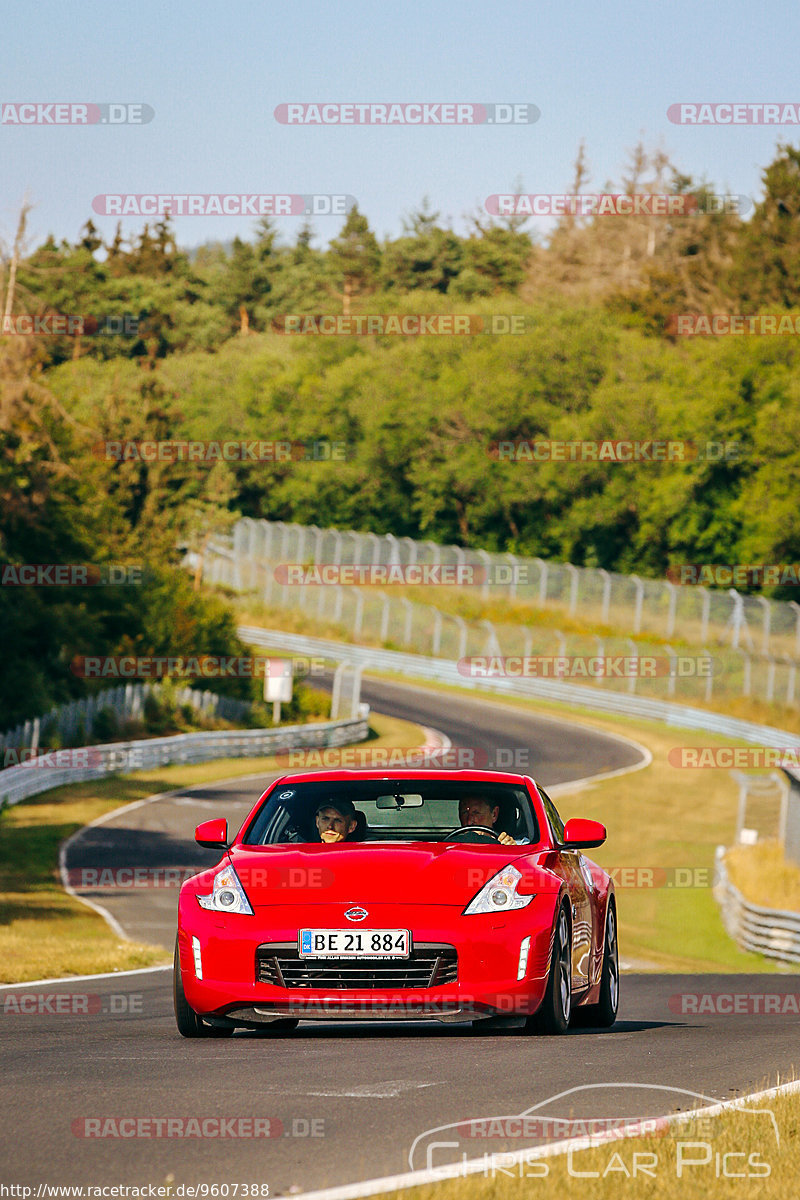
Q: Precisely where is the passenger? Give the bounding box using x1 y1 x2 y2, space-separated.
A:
315 798 360 844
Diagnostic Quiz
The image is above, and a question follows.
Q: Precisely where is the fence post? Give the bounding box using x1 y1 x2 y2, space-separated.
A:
664 645 677 697
380 596 391 643
625 638 638 694
534 558 548 606
735 647 752 697
400 536 418 566
699 586 710 644
756 596 772 656
565 564 579 618
664 581 677 639
599 569 611 625
703 647 714 702
432 607 443 656
401 598 413 647
593 636 605 686
476 549 491 601
790 601 800 657
631 574 644 635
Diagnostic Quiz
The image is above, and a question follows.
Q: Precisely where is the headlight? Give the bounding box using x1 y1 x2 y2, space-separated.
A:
463 864 535 915
197 864 254 915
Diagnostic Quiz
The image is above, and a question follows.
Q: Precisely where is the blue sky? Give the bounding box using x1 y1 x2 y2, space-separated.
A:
2 0 798 252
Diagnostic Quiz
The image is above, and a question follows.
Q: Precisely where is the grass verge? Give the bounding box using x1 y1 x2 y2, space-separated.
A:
378 1084 797 1200
0 711 422 983
725 841 800 911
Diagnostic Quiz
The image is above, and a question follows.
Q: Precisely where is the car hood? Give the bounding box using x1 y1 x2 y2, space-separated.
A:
221 843 559 907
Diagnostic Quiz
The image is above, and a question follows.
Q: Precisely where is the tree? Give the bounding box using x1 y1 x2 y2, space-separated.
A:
328 206 381 313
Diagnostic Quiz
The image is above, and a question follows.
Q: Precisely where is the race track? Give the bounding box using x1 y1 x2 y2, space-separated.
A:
4 678 797 1197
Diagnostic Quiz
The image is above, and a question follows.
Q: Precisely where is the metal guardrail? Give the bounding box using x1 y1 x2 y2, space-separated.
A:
0 717 369 811
714 847 800 964
238 625 800 750
0 680 252 756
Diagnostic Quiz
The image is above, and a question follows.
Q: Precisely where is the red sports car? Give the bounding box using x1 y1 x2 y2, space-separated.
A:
174 770 618 1036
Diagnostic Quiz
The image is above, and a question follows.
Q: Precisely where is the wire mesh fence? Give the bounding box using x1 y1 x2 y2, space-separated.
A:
203 519 800 710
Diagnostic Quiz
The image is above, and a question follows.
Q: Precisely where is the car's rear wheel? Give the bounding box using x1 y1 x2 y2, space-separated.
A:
575 902 619 1028
528 903 571 1035
173 939 234 1038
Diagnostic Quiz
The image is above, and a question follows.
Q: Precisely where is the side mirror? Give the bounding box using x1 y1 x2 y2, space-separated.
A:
195 818 228 849
562 818 606 849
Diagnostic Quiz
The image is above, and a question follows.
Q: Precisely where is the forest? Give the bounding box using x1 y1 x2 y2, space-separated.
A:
2 142 800 725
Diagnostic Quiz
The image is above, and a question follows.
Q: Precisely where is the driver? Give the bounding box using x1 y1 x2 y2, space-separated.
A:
458 795 528 845
315 798 359 844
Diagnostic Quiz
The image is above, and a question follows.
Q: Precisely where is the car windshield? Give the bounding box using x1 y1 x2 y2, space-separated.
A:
242 778 539 845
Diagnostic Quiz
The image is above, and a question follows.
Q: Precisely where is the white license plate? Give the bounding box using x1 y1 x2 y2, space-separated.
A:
298 929 410 958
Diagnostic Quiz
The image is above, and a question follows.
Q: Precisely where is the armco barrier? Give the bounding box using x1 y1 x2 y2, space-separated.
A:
0 716 368 810
714 847 800 964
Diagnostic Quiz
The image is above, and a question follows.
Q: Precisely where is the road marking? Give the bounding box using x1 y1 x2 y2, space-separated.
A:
306 1080 440 1098
0 965 170 990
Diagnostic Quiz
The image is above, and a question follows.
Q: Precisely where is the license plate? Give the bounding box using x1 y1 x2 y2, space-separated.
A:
298 929 410 958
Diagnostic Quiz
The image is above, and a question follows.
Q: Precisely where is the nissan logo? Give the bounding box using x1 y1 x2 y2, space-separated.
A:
344 906 368 922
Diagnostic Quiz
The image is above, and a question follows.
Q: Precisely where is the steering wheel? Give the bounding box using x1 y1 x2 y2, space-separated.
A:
445 824 501 843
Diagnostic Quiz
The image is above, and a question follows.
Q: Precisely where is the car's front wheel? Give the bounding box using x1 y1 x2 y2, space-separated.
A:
173 938 234 1038
528 903 572 1035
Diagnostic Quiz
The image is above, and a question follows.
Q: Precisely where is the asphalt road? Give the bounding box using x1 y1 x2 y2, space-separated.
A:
4 678 797 1197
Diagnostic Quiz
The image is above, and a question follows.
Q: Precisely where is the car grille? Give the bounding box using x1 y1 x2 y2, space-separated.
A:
256 942 458 989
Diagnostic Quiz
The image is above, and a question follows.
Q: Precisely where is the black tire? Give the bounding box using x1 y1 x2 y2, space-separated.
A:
173 939 234 1038
528 903 572 1035
575 901 619 1028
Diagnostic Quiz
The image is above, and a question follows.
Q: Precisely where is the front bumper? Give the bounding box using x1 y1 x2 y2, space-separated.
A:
177 896 558 1023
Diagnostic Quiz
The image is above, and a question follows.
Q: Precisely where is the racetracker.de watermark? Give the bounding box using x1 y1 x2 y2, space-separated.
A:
2 992 141 1015
667 564 800 586
273 314 529 335
274 745 534 770
91 439 347 462
0 564 141 586
670 313 800 335
2 747 144 770
1 102 154 125
69 655 326 680
458 655 716 679
1 313 139 336
91 194 355 217
71 1116 322 1138
274 102 540 124
669 992 800 1014
273 563 535 586
668 746 800 768
489 439 741 462
667 102 800 124
486 194 750 217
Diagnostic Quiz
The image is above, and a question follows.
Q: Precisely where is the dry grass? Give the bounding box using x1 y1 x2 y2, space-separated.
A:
377 1085 799 1200
726 841 800 912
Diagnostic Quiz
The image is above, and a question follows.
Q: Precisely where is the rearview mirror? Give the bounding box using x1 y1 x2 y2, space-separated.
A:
562 818 606 849
195 818 228 849
375 793 424 809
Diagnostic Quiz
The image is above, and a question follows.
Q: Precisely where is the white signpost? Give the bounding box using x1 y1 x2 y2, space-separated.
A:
264 660 293 724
